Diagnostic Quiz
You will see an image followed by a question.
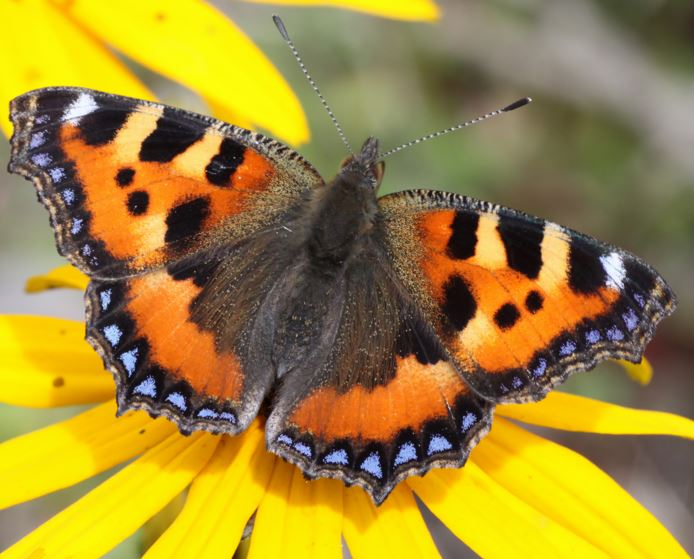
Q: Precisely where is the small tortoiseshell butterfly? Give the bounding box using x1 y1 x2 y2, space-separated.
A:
8 31 675 504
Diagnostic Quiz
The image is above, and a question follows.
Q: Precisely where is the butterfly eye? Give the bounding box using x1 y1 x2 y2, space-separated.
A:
339 155 355 170
373 160 385 187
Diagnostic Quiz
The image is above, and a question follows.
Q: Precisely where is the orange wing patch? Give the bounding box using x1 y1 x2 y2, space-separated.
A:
124 270 243 402
289 356 466 441
58 113 275 271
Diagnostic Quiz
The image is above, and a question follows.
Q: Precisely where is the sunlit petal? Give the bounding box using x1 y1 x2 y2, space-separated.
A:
0 316 112 407
343 484 440 559
241 0 440 21
0 0 152 137
409 461 607 558
25 265 89 292
474 436 646 557
145 423 274 559
1 431 219 559
497 391 694 439
248 460 343 559
56 0 309 145
618 358 653 385
481 418 689 559
0 400 175 509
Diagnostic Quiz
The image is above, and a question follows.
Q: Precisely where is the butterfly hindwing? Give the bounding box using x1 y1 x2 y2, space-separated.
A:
378 189 676 403
265 251 493 504
85 227 302 433
9 87 323 278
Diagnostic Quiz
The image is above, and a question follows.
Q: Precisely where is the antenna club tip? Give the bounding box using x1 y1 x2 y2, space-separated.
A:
502 97 532 112
273 15 290 41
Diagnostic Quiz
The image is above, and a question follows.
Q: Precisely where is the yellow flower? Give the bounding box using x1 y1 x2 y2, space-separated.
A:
1 266 692 558
1 0 438 145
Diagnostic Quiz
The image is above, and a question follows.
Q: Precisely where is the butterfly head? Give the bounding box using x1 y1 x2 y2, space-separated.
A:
339 137 385 189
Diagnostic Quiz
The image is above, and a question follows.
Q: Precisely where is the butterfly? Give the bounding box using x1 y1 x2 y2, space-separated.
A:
8 85 675 505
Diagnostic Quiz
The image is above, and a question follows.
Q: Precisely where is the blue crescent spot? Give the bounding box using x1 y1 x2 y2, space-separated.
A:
532 358 547 378
31 153 52 167
585 329 601 345
277 434 293 446
559 339 577 356
293 441 312 458
62 188 75 205
359 452 383 479
165 392 187 411
633 293 646 308
427 434 453 456
71 218 83 235
49 167 66 183
394 442 417 467
219 411 236 424
133 376 156 397
197 408 218 419
102 324 122 347
29 131 46 149
511 376 523 389
607 326 625 341
323 448 349 465
100 289 112 311
623 308 638 331
461 411 477 432
119 348 139 377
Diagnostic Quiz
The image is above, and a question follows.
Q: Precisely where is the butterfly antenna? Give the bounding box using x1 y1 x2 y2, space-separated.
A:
378 97 532 160
273 15 353 155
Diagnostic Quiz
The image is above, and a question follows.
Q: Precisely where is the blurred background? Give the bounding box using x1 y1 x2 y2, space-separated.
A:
1 0 692 557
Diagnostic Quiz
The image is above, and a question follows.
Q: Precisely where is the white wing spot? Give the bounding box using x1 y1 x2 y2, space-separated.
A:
600 252 626 290
63 92 99 124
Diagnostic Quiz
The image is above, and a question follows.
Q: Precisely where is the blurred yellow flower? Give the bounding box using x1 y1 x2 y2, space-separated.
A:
0 0 437 145
1 267 691 558
243 0 440 21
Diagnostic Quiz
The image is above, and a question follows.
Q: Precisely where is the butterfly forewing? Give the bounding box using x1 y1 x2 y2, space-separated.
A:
9 87 323 278
378 189 676 403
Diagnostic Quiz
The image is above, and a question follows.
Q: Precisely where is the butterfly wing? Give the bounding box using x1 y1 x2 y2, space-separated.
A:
265 243 493 504
378 189 676 403
85 231 296 433
9 87 323 278
9 87 324 432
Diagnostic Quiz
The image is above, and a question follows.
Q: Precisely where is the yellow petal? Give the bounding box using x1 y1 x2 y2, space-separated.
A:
481 417 690 559
248 462 343 559
618 358 653 385
409 462 608 558
144 423 274 559
474 436 645 557
241 0 440 21
0 0 152 137
25 265 89 292
0 315 113 407
343 484 441 559
56 0 309 145
0 400 176 509
2 431 219 559
497 391 694 439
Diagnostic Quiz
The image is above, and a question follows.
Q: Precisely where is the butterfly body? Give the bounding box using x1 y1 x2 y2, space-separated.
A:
9 87 675 503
